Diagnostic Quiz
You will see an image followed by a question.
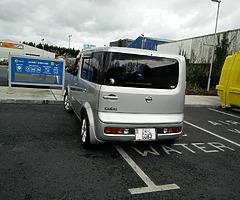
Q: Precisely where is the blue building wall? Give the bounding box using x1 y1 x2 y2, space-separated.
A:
128 36 171 51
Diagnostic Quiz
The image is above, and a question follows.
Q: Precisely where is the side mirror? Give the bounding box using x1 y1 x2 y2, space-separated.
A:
66 67 78 76
66 67 73 74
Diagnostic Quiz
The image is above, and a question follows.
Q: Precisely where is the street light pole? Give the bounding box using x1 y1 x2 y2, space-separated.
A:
68 35 72 49
207 0 221 91
41 38 45 57
41 38 44 50
141 34 144 49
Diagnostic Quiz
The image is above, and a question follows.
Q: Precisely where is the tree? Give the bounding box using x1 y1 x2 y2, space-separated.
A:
211 32 229 88
118 39 123 47
23 41 79 57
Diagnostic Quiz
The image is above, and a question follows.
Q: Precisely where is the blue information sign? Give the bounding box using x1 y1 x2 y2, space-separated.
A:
9 56 64 86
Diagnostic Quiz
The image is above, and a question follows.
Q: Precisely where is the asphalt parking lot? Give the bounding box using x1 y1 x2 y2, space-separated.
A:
0 104 240 200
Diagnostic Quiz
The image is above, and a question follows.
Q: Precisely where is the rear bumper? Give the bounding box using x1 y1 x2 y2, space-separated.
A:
94 117 184 142
98 131 183 142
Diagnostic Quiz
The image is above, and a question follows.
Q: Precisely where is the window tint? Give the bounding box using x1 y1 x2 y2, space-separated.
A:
91 52 102 83
81 52 102 83
102 52 179 89
81 58 92 81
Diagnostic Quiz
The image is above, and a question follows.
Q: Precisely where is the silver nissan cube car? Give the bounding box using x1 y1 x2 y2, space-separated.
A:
64 47 186 148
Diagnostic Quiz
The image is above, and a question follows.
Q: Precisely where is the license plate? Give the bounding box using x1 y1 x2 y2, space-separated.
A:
135 128 156 141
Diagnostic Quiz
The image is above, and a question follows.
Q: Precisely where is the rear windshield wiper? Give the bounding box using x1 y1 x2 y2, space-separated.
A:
123 82 152 86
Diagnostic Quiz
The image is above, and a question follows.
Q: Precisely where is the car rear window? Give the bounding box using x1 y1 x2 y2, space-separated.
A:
102 52 179 89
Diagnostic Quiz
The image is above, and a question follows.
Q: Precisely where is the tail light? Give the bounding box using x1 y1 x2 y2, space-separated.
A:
105 127 182 135
163 127 182 133
104 127 129 134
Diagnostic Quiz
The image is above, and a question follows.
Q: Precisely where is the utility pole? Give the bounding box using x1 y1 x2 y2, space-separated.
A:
68 35 72 49
41 38 44 50
141 34 144 49
207 0 221 91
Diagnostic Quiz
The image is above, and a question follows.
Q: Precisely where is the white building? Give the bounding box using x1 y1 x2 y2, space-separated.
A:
157 28 240 64
0 39 55 61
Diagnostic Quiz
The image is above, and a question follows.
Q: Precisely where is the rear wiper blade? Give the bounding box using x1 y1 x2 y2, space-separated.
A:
123 82 152 86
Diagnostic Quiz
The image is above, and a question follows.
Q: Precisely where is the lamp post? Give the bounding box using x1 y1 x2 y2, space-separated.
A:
68 35 72 49
141 34 144 49
41 38 45 57
41 38 44 50
207 0 221 91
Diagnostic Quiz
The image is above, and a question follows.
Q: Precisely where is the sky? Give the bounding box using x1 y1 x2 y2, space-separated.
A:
0 0 240 50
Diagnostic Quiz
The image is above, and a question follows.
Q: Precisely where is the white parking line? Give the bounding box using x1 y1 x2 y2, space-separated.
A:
208 108 240 119
184 121 240 147
113 143 180 195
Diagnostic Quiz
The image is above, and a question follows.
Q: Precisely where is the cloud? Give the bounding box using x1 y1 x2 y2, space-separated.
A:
0 0 239 49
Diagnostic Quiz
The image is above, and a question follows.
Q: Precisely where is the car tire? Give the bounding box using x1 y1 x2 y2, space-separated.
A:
80 113 91 149
64 91 72 112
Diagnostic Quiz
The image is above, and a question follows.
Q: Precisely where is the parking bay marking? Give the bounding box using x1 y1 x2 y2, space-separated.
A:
114 118 239 194
184 120 240 148
113 143 180 195
131 142 234 156
208 108 240 119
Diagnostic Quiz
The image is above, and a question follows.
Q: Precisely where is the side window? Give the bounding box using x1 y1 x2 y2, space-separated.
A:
91 52 102 83
81 52 102 83
81 58 92 81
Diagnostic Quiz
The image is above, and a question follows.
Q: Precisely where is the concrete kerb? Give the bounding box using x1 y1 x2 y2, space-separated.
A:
184 104 221 108
0 99 63 105
0 86 64 105
184 95 221 108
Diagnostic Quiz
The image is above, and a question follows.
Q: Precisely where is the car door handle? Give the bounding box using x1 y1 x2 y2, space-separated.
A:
103 95 118 100
74 83 77 86
80 88 87 92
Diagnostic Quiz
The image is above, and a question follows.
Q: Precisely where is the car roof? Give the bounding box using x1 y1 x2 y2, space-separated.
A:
81 47 184 60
